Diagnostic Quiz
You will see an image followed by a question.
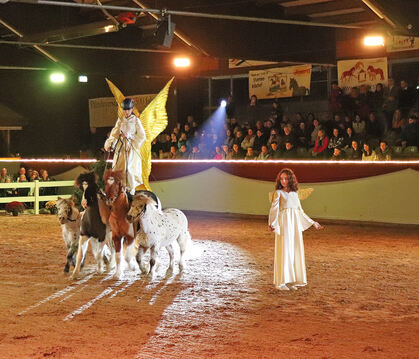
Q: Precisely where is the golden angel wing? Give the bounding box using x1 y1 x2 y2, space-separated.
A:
138 77 174 190
298 187 314 200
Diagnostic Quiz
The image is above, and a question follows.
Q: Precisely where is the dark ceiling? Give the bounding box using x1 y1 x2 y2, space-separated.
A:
0 0 418 75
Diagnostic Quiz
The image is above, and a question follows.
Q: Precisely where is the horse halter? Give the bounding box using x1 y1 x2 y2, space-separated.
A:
105 177 123 205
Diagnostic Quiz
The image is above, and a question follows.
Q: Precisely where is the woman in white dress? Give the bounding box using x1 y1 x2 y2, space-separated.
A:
269 168 323 291
104 98 146 195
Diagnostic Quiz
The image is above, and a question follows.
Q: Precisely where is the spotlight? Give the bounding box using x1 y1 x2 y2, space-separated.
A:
50 72 65 83
173 57 191 68
364 35 384 46
220 99 227 107
78 75 88 83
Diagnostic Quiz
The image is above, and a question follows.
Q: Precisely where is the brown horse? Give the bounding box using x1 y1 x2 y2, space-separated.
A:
104 170 136 278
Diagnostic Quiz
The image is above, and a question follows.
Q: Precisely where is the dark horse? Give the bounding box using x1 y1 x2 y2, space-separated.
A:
71 172 111 279
289 77 309 97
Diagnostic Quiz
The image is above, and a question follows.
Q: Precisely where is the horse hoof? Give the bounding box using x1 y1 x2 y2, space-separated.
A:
64 265 69 273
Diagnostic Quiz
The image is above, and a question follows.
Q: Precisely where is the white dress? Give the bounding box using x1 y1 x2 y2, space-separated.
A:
104 114 146 193
268 190 315 288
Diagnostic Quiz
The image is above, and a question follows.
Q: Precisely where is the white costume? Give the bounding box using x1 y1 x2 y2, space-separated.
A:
268 190 315 289
104 113 146 194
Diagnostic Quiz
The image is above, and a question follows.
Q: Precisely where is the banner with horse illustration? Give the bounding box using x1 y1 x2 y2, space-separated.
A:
338 57 388 92
249 64 312 99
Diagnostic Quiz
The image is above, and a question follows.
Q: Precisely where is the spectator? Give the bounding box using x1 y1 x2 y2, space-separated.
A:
269 142 282 159
160 134 172 157
221 145 230 160
244 147 256 160
213 146 223 160
362 143 377 161
0 167 10 183
401 114 419 148
329 81 343 113
177 132 190 150
282 125 296 150
366 112 381 140
310 119 322 146
225 95 235 119
343 127 356 149
15 167 27 181
241 128 255 151
172 127 180 138
343 115 353 130
346 140 362 160
168 145 181 159
151 139 161 159
392 109 407 132
383 78 400 130
270 99 283 125
233 130 244 147
282 142 296 159
295 121 310 148
184 123 193 138
16 173 29 196
255 120 264 132
313 129 329 158
399 80 417 118
352 114 366 140
343 87 361 116
328 128 344 154
253 129 266 153
224 128 234 149
188 146 201 160
247 94 261 128
230 144 244 160
371 83 385 111
326 114 345 135
267 129 281 148
358 84 371 120
330 147 346 161
376 141 392 161
257 145 270 160
178 144 189 159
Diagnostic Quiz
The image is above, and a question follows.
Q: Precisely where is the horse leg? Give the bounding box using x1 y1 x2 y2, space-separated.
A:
70 235 89 279
149 246 160 277
91 238 105 274
64 246 72 273
80 238 89 269
135 245 148 274
113 237 122 279
123 238 136 271
165 244 175 275
177 231 191 271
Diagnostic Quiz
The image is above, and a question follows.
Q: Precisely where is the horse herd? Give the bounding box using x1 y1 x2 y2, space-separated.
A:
56 170 191 280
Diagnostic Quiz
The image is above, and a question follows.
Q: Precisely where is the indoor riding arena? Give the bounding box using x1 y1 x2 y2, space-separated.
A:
1 161 418 358
1 0 419 358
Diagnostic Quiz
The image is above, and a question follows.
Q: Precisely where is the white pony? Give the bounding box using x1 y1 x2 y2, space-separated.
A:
127 195 190 276
56 198 87 273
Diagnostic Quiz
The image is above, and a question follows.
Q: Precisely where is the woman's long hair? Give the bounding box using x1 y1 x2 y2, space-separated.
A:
275 168 299 192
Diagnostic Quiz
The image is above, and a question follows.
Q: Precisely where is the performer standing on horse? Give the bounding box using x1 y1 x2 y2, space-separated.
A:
104 98 146 196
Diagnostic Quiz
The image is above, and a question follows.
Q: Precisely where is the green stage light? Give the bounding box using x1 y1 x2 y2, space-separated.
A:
50 72 65 83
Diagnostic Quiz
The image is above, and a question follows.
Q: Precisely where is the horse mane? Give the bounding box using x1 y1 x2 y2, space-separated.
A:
76 172 96 189
133 194 157 208
104 169 123 183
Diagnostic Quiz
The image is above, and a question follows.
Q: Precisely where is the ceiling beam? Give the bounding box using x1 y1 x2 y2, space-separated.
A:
279 0 334 8
309 8 365 18
284 0 365 16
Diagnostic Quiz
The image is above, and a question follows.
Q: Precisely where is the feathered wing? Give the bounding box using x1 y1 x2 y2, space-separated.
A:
138 77 174 190
298 187 314 200
106 77 174 190
269 188 314 202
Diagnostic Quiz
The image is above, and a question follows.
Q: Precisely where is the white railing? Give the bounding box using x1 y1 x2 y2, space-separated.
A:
0 180 75 214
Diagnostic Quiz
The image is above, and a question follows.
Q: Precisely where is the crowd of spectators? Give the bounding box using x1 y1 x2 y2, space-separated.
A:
150 78 419 161
0 167 56 206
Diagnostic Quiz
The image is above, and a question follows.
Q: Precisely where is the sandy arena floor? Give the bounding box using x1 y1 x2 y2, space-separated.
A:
0 214 418 359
